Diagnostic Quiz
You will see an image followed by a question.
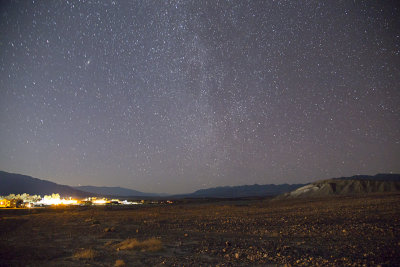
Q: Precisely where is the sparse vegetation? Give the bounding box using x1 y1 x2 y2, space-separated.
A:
73 248 96 260
115 238 163 252
104 226 115 232
114 259 125 266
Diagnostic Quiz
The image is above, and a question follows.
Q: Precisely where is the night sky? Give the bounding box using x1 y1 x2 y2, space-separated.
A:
1 1 399 194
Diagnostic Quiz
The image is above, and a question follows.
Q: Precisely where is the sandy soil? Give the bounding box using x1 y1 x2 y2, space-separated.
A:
0 193 399 266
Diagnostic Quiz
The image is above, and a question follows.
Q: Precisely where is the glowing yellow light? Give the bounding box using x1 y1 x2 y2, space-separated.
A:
61 199 78 205
93 199 108 205
38 194 79 206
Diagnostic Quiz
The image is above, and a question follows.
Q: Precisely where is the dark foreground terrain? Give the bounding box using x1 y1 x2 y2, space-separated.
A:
1 194 399 266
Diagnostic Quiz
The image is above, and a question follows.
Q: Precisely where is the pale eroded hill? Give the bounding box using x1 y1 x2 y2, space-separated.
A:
277 174 400 199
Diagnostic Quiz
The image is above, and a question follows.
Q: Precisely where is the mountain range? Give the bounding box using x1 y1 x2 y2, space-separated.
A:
0 171 90 198
1 170 400 199
0 170 304 198
173 183 306 198
73 185 166 197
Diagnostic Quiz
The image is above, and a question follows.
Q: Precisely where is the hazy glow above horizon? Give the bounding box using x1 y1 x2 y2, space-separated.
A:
0 1 399 194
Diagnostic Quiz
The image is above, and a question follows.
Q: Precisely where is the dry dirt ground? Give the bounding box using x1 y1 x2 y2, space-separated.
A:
0 193 399 266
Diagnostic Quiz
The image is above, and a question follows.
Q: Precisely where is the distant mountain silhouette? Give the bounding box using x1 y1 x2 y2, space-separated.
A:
0 170 91 197
333 173 400 182
74 185 166 197
172 184 307 198
277 173 400 199
5 170 398 200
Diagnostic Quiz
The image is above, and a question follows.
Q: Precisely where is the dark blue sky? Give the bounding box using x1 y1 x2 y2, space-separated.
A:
1 1 399 194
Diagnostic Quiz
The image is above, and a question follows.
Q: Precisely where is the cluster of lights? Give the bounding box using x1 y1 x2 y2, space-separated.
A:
1 194 173 208
92 199 108 205
39 196 79 206
30 196 143 206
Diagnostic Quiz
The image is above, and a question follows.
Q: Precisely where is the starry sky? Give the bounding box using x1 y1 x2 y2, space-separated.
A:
1 1 399 194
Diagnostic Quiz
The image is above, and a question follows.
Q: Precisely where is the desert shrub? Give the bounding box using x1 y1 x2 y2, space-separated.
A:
73 248 96 259
114 259 126 266
104 240 117 246
115 238 162 252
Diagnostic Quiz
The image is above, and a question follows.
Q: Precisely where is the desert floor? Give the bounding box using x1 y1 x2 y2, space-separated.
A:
1 193 399 266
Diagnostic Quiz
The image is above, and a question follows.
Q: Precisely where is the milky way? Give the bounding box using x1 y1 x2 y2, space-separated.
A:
1 1 399 193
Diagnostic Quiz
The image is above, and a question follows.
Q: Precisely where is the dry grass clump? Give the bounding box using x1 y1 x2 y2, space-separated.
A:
104 226 115 232
115 238 162 252
73 248 96 259
114 259 126 266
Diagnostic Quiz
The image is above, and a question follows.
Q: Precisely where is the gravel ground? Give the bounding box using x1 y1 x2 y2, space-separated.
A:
0 193 399 266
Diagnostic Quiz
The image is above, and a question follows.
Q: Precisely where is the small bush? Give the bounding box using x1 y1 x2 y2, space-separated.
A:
114 259 125 266
73 248 96 259
115 238 162 252
104 226 116 232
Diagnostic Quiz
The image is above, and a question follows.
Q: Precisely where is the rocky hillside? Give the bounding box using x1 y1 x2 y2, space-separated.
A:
277 174 400 199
